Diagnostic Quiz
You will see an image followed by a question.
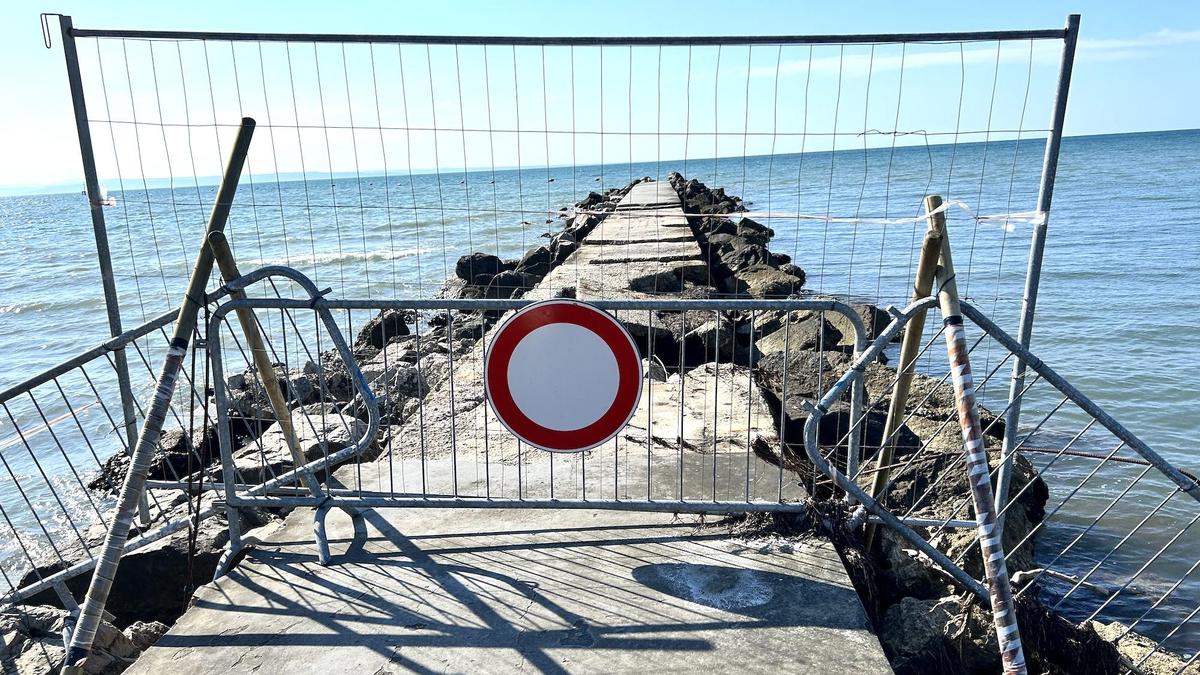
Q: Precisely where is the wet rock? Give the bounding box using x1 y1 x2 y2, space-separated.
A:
455 252 506 281
352 308 410 351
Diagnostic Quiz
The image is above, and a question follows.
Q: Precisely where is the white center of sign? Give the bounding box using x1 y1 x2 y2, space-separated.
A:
506 322 620 432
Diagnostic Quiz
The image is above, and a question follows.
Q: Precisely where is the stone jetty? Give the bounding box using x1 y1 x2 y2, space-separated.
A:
7 176 1177 675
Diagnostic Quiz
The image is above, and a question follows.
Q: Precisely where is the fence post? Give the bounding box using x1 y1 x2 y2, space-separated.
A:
862 195 945 549
57 14 150 526
995 14 1080 531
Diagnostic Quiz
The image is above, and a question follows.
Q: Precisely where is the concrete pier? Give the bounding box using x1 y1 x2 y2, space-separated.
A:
129 181 891 673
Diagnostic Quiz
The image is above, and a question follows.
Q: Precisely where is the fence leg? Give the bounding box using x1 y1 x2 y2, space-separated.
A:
996 13 1080 533
61 118 256 675
934 217 1027 674
862 195 945 549
56 14 150 526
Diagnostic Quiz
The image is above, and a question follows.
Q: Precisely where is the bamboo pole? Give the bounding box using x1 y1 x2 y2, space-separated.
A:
207 231 318 492
933 213 1028 674
863 196 946 549
62 118 256 675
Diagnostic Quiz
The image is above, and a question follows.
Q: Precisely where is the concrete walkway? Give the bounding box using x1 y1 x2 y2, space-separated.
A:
131 509 891 674
130 181 891 673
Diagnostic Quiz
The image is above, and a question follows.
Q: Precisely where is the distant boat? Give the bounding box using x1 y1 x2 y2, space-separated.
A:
85 185 117 207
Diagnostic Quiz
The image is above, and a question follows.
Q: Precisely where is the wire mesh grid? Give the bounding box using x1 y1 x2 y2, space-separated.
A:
68 31 1069 334
808 301 1200 670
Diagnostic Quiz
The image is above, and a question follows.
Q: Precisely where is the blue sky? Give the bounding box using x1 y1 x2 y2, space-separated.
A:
1 0 1197 191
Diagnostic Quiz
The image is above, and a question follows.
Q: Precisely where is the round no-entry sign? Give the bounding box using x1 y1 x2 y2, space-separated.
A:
485 299 643 453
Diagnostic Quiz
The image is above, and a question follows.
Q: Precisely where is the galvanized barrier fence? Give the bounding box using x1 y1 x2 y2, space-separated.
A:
804 297 1200 672
0 306 218 605
205 268 871 567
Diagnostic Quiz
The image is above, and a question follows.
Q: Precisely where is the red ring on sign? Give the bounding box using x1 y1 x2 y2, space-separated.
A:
485 300 643 453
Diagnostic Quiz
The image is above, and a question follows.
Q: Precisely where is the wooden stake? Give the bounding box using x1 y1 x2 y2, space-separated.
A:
863 195 945 549
934 208 1028 674
207 231 317 491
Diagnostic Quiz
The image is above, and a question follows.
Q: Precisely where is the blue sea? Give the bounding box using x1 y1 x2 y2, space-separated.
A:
0 129 1197 650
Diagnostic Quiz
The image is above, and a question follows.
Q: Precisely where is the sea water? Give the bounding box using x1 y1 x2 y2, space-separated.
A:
0 129 1196 648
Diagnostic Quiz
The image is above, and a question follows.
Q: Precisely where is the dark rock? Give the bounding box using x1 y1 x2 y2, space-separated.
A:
880 596 999 675
733 219 773 245
485 270 539 299
353 308 410 351
702 219 738 237
733 264 805 298
553 239 579 263
780 263 807 284
455 252 505 281
19 493 277 629
88 423 220 494
578 191 605 209
516 245 553 277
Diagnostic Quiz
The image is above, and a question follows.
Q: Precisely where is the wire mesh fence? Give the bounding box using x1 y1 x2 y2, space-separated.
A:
64 26 1071 333
2 14 1123 673
806 298 1200 672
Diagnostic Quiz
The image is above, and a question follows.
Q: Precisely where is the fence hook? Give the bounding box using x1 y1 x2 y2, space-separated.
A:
40 13 61 49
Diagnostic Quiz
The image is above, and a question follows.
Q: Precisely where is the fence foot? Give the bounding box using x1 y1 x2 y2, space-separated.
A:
213 544 241 580
314 500 333 565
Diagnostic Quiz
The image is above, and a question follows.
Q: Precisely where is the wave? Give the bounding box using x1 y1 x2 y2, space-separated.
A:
243 246 432 268
0 296 105 316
